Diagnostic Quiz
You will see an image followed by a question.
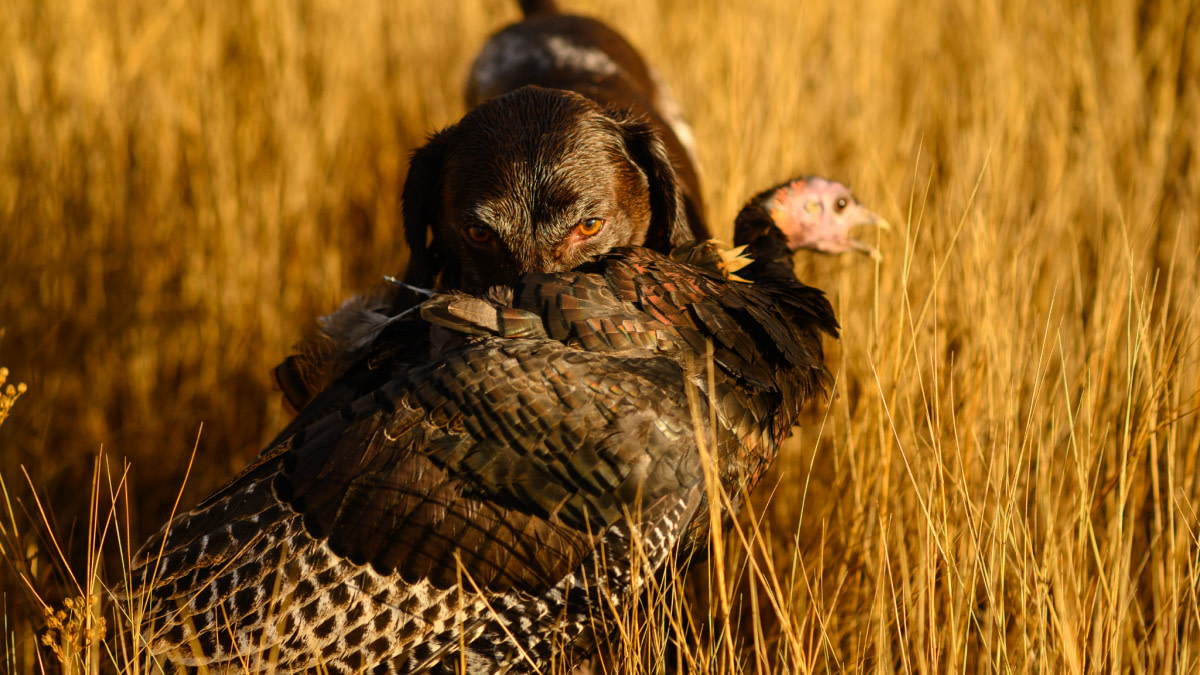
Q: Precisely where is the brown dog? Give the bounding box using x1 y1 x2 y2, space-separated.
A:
402 0 707 292
466 0 705 233
276 1 708 411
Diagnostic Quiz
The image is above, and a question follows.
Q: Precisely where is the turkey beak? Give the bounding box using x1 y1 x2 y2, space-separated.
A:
844 205 890 262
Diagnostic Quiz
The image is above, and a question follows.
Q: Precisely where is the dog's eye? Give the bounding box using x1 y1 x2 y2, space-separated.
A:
576 217 606 237
465 224 493 244
835 198 848 213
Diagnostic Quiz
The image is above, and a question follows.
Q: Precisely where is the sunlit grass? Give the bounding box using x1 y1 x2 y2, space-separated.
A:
2 0 1198 672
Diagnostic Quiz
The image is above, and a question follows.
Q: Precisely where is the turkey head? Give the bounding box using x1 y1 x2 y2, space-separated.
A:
736 175 889 261
723 175 889 287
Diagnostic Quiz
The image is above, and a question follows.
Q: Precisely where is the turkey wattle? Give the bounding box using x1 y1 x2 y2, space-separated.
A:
125 177 880 674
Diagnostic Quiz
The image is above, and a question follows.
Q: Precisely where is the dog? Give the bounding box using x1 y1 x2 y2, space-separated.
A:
275 0 708 411
402 0 708 292
465 0 705 234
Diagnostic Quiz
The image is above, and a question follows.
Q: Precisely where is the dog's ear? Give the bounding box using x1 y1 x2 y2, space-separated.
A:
614 117 692 251
401 129 451 287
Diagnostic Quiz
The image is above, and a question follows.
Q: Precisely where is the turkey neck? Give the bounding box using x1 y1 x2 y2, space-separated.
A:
732 199 797 285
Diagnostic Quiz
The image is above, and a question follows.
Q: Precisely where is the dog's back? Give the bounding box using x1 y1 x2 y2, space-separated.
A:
466 0 707 239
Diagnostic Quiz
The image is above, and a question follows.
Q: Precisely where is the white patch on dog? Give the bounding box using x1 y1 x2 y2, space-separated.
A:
469 33 619 102
543 35 618 76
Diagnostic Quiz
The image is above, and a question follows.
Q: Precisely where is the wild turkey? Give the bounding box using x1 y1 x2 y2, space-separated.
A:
126 177 884 674
274 175 886 415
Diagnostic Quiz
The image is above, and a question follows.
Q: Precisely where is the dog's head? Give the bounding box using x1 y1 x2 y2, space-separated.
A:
402 85 691 291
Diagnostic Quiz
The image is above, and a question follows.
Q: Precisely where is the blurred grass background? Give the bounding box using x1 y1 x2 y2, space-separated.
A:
1 0 1198 672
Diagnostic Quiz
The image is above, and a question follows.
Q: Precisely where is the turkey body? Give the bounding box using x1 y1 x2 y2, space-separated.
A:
129 246 837 674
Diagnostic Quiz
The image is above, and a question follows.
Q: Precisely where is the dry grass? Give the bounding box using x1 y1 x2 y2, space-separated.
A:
2 0 1198 672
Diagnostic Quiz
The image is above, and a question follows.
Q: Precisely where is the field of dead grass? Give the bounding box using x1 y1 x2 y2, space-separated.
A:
2 0 1198 672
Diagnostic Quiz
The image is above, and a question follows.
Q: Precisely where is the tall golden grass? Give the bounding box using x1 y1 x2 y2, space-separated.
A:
1 0 1197 671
